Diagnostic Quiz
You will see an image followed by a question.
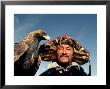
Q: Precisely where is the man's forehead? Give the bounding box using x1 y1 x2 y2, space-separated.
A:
57 44 72 48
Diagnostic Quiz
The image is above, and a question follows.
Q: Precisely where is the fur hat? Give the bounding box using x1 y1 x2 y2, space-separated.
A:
39 34 90 65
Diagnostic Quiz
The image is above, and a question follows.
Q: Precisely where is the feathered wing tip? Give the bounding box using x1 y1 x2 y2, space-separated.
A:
38 34 90 65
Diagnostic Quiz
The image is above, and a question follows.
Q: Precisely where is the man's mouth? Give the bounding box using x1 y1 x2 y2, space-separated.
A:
60 55 69 58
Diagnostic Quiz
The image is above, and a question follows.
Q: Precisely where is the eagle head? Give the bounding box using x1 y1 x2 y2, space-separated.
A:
34 29 50 41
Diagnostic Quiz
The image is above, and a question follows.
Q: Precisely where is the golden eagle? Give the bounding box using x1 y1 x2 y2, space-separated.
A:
14 29 50 76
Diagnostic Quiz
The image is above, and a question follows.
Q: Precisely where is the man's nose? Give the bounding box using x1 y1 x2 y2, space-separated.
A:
62 48 66 54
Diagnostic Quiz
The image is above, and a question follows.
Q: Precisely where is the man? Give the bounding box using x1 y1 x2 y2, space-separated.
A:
39 34 90 76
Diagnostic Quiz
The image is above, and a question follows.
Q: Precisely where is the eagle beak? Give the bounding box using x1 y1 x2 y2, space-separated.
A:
43 35 50 40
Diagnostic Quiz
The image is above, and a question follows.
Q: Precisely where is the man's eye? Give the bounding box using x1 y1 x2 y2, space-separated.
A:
67 48 71 50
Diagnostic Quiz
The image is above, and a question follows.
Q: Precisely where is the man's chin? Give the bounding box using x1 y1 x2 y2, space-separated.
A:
59 58 69 63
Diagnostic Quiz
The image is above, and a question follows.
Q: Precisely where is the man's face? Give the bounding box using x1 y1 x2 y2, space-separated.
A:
57 44 74 64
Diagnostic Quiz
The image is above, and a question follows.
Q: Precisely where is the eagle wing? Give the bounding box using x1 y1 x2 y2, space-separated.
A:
14 42 29 62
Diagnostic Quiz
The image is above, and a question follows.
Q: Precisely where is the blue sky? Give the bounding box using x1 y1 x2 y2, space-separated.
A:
14 14 97 76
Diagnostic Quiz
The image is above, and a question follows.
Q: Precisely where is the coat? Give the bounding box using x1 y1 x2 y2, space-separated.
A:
40 64 87 76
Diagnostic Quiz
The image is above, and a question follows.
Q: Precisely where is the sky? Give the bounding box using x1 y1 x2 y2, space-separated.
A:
14 14 97 76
